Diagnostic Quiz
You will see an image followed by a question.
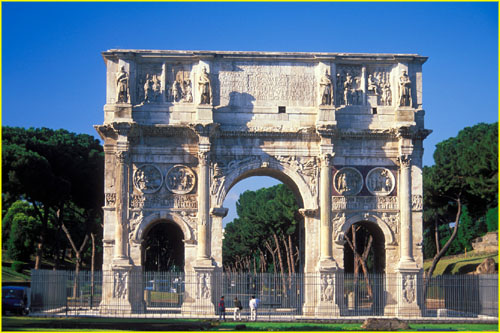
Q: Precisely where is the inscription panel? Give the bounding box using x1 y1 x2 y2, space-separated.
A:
215 62 316 107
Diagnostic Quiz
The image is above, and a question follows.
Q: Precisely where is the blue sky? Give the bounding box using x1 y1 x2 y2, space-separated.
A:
2 2 498 224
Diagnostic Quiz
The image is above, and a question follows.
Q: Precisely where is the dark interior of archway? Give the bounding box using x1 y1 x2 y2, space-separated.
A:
143 221 184 272
343 221 385 274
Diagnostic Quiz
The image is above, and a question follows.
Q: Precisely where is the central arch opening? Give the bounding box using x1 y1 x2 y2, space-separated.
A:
220 170 306 313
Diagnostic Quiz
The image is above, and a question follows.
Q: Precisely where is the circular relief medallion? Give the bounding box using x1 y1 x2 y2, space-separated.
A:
166 165 196 194
334 167 363 196
366 167 395 196
133 164 163 193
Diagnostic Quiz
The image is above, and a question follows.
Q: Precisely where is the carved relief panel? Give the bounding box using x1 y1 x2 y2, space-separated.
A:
366 167 395 196
366 66 393 106
166 165 196 194
168 64 193 103
136 64 163 104
336 65 363 106
130 164 197 210
320 273 335 302
333 167 363 196
133 164 163 193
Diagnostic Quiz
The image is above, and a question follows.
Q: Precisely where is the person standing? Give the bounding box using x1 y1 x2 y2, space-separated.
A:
218 296 226 321
233 297 242 321
249 295 258 321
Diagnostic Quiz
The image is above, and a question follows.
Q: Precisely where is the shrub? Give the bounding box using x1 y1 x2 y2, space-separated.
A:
11 261 24 273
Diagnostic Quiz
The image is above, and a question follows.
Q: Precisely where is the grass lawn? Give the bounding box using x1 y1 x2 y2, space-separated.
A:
2 317 498 331
423 251 498 276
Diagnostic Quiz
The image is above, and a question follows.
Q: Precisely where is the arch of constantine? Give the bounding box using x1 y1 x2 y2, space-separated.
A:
95 50 431 317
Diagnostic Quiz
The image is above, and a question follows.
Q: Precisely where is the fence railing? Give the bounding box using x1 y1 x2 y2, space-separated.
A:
30 270 498 319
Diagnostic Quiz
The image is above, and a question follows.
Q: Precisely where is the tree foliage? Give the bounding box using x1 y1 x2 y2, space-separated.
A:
423 122 498 276
223 184 300 274
3 201 40 262
2 126 104 270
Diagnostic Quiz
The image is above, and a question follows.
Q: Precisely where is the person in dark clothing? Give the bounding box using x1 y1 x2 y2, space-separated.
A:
218 296 226 321
233 297 242 321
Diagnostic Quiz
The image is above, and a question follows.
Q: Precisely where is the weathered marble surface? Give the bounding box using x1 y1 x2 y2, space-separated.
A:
95 50 431 316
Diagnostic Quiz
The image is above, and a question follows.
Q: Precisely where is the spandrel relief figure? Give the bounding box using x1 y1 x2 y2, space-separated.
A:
166 165 196 194
115 66 129 103
320 70 333 105
198 67 212 104
334 167 363 196
399 70 412 107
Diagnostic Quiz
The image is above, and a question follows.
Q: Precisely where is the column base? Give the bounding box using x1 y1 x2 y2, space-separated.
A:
318 258 338 270
112 257 131 267
194 257 214 267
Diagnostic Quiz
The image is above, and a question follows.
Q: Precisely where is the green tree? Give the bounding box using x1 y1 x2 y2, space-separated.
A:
423 122 498 278
223 184 300 274
2 126 104 270
485 207 498 232
4 201 40 263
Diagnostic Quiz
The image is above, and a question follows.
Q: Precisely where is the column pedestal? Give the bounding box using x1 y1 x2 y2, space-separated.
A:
196 105 213 123
396 268 421 317
181 266 216 316
315 267 340 317
316 105 336 124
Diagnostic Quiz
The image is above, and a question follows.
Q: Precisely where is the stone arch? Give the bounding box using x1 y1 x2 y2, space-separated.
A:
133 211 195 245
341 213 395 246
214 158 317 210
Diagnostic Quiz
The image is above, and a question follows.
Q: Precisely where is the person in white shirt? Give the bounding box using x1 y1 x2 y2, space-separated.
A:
249 295 258 321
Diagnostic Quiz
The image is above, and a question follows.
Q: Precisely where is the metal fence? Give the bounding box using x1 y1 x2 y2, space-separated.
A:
30 270 498 319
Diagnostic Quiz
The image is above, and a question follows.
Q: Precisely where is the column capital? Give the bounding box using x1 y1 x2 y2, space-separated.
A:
115 150 129 164
397 154 411 168
319 153 334 167
189 123 220 140
198 151 210 166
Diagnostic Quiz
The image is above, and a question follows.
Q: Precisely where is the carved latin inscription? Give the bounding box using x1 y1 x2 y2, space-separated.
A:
217 63 315 106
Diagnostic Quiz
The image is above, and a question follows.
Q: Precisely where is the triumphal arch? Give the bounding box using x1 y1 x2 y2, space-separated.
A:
95 50 431 317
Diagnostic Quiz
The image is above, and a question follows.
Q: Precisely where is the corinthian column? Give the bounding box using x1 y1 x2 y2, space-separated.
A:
114 150 129 263
197 150 211 262
398 154 415 267
319 153 334 264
